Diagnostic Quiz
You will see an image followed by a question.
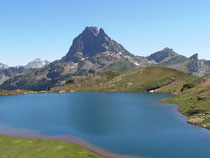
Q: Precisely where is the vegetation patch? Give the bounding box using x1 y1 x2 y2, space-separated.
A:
0 135 106 158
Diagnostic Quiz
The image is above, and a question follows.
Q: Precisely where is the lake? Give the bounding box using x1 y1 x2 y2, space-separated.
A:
0 92 209 158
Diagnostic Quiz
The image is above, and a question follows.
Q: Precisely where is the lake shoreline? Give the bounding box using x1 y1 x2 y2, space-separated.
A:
0 124 142 158
160 99 210 130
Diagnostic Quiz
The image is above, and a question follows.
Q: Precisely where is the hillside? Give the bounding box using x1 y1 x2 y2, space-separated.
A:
163 74 210 129
0 59 49 85
0 67 25 85
50 66 195 93
148 48 210 77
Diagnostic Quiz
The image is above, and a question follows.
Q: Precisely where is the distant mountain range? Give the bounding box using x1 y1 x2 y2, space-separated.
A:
147 48 210 77
1 58 49 70
24 58 49 69
0 26 210 91
0 59 49 85
0 63 8 70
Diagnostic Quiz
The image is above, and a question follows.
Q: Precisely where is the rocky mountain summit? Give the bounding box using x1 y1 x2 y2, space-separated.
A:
24 58 49 69
0 59 49 85
63 27 134 62
149 48 210 77
148 47 178 63
0 63 8 70
0 26 210 91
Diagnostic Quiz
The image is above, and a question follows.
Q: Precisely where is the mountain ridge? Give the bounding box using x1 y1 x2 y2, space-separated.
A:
0 63 9 70
0 26 210 91
24 58 50 69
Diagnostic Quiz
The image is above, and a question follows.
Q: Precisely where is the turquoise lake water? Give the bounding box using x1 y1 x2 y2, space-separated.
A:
0 92 209 158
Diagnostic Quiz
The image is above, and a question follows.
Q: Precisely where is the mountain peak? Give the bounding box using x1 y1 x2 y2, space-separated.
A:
63 26 132 62
162 47 174 52
34 58 42 62
97 28 110 43
0 62 8 69
82 27 109 39
99 28 105 35
148 47 178 63
189 53 198 60
24 58 49 69
187 53 200 73
83 26 99 36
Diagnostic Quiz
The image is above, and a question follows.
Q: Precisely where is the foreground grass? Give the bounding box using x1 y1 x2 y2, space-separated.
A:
0 135 106 158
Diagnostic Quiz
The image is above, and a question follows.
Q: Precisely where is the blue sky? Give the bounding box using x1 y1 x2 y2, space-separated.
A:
0 0 210 66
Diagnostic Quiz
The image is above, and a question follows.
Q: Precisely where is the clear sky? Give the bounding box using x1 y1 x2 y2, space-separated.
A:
0 0 210 66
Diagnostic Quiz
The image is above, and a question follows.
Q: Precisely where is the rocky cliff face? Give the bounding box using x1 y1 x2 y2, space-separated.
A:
149 49 210 77
63 27 133 62
187 54 209 77
148 48 178 63
187 54 200 72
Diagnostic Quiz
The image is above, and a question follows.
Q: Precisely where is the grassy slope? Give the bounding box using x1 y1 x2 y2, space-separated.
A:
162 74 210 129
102 58 137 73
51 66 210 129
51 66 194 93
0 135 106 158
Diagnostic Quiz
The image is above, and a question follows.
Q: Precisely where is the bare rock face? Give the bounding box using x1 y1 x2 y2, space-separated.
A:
187 117 204 124
148 48 178 63
186 54 209 77
187 54 199 73
149 49 210 77
63 27 133 62
124 82 133 88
